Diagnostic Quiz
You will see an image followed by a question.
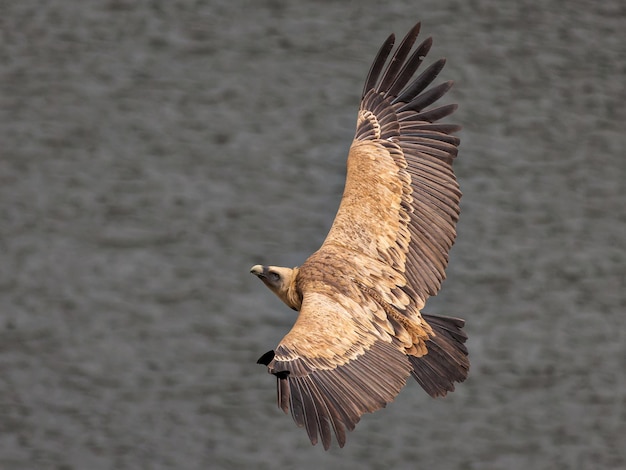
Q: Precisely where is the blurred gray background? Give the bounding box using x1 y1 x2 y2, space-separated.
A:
1 1 624 469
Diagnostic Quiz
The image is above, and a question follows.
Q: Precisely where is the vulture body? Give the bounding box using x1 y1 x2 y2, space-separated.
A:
251 22 469 450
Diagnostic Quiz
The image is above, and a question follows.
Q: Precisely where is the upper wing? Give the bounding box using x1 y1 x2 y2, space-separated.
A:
324 21 461 311
261 22 465 449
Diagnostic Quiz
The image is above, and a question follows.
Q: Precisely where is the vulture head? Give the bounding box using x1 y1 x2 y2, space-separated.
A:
250 265 301 311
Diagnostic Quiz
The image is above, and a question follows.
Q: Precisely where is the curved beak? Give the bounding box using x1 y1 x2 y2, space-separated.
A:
250 265 267 279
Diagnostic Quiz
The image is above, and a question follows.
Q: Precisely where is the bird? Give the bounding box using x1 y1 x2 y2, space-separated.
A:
250 21 469 450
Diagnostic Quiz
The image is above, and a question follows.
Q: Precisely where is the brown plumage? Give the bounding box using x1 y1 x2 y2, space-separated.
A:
250 22 468 450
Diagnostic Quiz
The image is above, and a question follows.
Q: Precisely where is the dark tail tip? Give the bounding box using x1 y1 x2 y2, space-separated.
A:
409 313 469 397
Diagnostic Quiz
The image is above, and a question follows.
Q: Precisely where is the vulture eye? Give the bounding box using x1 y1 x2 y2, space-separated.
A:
269 272 280 282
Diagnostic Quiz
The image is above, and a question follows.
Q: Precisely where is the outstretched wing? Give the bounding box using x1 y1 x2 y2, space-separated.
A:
335 21 461 310
260 285 415 450
261 22 466 449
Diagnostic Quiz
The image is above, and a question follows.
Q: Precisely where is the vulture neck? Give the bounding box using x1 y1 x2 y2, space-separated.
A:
276 266 302 311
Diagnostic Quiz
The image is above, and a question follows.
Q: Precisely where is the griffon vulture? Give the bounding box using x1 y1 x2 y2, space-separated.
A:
251 22 469 450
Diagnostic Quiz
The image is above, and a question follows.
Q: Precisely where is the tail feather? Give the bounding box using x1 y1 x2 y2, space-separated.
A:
409 313 469 397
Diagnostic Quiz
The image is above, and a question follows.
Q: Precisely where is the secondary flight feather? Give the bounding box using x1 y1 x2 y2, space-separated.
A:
251 21 469 450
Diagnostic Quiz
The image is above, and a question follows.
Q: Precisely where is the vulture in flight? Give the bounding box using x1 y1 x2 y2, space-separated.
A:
251 21 469 449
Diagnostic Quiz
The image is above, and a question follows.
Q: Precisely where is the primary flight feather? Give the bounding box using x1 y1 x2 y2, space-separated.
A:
251 21 469 450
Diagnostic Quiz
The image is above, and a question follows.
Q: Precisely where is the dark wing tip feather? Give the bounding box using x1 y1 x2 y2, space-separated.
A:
412 103 458 123
385 36 433 99
362 33 396 98
402 123 462 134
398 80 454 113
376 22 422 95
358 23 458 146
393 57 448 105
257 350 275 365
